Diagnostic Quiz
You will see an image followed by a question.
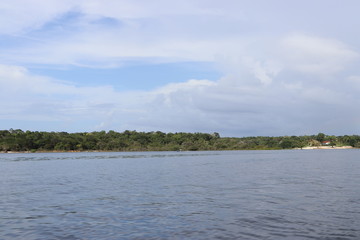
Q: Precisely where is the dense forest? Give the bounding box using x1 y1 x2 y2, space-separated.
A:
0 129 359 152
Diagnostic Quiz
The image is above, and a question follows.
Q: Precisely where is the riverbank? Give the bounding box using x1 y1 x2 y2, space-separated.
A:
1 146 356 154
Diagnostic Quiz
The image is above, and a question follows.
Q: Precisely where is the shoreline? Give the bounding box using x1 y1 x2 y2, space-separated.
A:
0 146 355 154
296 146 353 150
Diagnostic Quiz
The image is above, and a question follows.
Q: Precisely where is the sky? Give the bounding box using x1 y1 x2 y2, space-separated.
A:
1 0 360 137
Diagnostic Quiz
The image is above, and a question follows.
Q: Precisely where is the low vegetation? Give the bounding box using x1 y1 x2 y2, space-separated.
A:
0 129 359 152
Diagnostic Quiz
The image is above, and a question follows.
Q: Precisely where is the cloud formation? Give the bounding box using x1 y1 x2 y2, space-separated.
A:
1 0 360 136
281 34 358 75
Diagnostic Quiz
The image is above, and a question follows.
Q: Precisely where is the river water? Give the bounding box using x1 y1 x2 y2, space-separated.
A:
0 150 359 239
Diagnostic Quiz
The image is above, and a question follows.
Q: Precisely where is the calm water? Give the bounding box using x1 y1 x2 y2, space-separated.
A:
1 150 359 240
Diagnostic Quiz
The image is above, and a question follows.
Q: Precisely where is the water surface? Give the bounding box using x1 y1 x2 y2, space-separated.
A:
1 150 359 239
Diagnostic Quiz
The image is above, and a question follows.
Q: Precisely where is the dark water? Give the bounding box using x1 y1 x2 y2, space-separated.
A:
1 150 359 240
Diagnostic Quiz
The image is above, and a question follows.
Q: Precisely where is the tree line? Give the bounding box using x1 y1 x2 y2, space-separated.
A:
0 129 359 152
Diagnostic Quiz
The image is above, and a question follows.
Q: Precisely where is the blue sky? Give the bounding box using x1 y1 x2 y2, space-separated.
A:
1 0 360 136
30 62 221 90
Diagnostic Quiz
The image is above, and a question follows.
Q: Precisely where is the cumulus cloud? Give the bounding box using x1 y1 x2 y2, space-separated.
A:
1 60 360 136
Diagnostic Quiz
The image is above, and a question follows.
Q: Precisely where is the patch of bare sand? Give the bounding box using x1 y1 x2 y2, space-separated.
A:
298 146 353 150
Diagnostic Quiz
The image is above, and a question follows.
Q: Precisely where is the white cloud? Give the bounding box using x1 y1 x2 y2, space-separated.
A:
241 57 282 85
281 34 358 75
1 62 360 135
0 64 75 95
0 64 119 122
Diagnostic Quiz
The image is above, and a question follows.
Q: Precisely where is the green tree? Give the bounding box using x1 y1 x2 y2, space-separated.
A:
316 133 325 142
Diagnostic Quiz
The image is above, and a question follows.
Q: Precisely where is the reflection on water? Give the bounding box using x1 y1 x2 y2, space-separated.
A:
1 150 360 239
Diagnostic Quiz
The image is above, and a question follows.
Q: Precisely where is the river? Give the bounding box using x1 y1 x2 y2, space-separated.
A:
1 150 359 239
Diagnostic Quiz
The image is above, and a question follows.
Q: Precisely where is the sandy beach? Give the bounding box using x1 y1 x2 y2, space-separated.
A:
298 146 353 150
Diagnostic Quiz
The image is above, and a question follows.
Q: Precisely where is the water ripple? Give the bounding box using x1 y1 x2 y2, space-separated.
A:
1 150 359 239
